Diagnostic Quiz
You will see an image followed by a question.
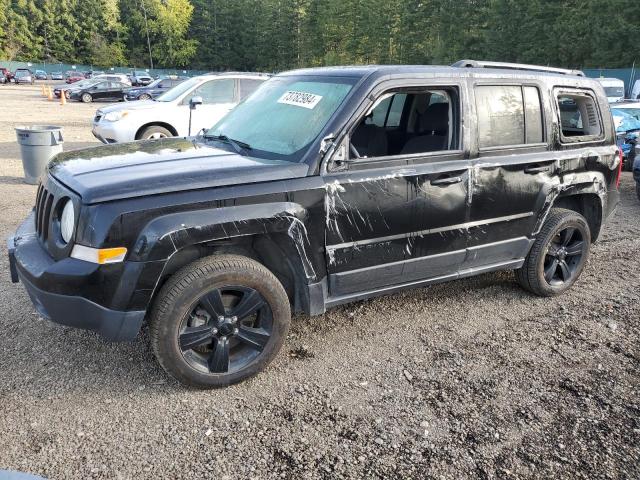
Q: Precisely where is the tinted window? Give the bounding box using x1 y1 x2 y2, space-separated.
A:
192 79 235 104
365 93 407 128
239 79 264 100
476 85 524 147
366 96 392 127
387 94 407 127
523 86 543 143
158 80 171 88
476 85 544 148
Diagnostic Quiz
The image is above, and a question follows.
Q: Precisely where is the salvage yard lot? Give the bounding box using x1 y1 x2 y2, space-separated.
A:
1 83 639 479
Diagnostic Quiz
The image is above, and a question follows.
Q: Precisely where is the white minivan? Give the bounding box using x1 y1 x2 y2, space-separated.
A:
597 77 625 102
92 73 269 143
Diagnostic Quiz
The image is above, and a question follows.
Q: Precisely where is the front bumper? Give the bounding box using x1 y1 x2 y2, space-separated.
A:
8 213 145 341
92 120 136 144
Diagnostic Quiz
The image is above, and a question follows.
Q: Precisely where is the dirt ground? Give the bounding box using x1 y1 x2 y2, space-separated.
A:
0 83 638 480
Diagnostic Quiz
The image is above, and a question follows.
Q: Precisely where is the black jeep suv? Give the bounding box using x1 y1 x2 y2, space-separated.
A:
9 61 621 388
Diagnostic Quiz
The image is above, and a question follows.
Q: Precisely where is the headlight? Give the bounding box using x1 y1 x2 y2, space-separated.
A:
104 111 129 122
60 200 75 243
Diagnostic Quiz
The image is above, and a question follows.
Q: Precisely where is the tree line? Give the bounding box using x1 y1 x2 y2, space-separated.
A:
0 0 638 71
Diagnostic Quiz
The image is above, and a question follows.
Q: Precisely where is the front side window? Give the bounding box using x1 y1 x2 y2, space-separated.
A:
476 85 544 148
350 88 457 159
207 76 356 162
557 90 603 142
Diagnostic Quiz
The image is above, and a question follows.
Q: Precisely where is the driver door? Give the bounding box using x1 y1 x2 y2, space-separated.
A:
185 78 238 135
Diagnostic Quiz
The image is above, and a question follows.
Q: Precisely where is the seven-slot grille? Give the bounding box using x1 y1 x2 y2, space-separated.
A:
35 183 54 240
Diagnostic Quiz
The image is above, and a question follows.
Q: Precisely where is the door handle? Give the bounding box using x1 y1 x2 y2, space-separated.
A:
431 176 462 186
524 165 551 174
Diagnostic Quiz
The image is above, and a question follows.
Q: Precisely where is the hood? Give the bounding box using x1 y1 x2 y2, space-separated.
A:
48 137 309 204
97 100 160 114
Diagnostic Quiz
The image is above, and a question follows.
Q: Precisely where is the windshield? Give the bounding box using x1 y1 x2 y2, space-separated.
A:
612 108 640 133
155 77 201 102
15 70 30 77
206 76 356 162
604 86 624 97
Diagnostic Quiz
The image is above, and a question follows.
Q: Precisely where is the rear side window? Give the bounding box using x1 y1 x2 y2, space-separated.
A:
192 79 235 104
475 85 544 148
239 79 264 100
557 91 603 142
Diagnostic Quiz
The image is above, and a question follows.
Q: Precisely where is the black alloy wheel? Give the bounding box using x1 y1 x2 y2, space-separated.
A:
542 226 586 286
178 285 273 375
515 208 591 296
150 254 291 388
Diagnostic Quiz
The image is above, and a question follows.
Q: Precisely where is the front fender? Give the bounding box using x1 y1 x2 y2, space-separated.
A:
128 202 316 279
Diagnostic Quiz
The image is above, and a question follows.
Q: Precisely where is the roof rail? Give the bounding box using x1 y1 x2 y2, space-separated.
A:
451 59 584 77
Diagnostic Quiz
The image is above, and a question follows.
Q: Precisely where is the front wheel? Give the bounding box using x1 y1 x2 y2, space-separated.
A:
150 254 291 388
515 208 590 296
81 93 92 103
140 125 172 140
139 93 152 101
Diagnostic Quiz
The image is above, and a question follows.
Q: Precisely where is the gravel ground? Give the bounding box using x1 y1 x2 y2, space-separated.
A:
0 84 639 480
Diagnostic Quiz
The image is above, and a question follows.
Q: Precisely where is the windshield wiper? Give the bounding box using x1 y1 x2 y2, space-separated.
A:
204 134 252 155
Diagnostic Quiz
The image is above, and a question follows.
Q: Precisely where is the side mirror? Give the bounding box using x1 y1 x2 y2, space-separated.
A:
189 96 203 110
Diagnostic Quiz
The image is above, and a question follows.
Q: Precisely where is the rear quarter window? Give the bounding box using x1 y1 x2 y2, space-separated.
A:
556 89 603 143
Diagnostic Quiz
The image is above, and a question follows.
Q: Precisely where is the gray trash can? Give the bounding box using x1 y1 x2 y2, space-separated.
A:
15 125 64 185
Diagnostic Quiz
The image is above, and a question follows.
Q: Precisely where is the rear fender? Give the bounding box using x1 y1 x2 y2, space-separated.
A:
534 170 607 235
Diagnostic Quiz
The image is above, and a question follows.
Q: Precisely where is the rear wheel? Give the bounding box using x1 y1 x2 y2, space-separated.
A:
139 93 152 100
150 255 291 388
636 182 640 202
515 208 590 296
81 93 92 103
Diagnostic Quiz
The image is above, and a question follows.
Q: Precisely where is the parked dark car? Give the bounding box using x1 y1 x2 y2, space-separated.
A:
124 77 187 101
14 68 34 84
34 70 48 80
53 78 101 99
69 80 129 103
8 61 621 388
51 71 64 81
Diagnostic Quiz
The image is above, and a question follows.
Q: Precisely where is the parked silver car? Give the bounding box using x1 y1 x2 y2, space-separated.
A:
92 72 269 143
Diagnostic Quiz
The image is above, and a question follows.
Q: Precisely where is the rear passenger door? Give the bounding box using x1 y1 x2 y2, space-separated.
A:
465 82 558 270
323 81 470 299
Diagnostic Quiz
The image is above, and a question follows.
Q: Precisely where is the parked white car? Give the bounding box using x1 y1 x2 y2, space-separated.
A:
597 77 625 102
92 73 269 143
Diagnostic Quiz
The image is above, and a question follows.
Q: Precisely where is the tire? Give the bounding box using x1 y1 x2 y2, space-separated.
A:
149 254 291 388
515 208 590 296
139 93 151 101
140 125 173 140
81 93 92 103
636 183 640 202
